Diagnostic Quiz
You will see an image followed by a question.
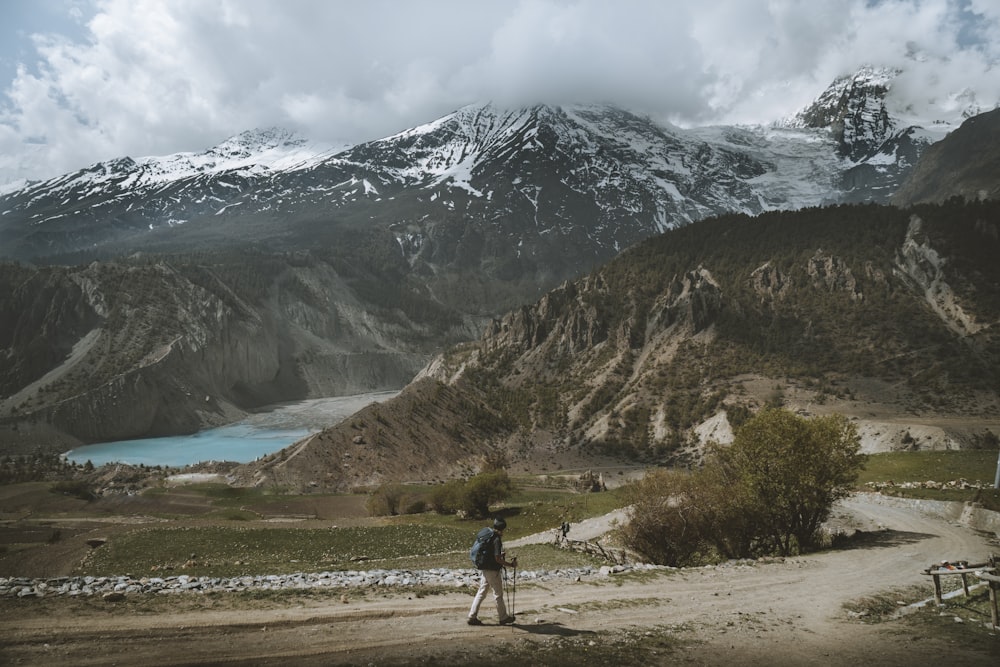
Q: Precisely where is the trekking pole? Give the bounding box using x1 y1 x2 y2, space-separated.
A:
502 566 510 618
512 562 517 620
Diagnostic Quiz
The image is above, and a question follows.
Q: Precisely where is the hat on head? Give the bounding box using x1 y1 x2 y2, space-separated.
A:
493 517 507 530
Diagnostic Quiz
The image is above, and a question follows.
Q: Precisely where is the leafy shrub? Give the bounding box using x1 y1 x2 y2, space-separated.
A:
403 499 427 515
366 483 407 516
623 409 866 565
429 470 513 518
722 409 866 554
620 469 715 566
50 480 97 501
461 470 513 518
429 480 465 514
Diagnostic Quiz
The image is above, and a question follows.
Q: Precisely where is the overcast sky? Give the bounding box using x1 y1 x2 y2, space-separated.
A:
1 0 998 185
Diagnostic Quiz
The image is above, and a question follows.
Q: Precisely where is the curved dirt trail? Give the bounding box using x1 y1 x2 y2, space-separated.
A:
506 507 631 547
2 493 998 666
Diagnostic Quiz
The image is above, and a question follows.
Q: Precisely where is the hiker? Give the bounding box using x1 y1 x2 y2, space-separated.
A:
467 517 517 626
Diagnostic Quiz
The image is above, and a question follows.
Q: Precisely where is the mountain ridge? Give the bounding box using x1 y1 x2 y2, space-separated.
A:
2 67 999 454
230 200 1000 491
891 107 1000 205
1 67 976 267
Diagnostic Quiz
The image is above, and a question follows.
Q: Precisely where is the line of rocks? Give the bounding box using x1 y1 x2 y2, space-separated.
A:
1 563 661 600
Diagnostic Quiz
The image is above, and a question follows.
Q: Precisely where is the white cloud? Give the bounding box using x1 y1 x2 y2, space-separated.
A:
1 0 998 184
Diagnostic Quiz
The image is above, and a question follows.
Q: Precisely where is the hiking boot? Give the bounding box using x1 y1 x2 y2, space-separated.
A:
467 617 483 626
499 616 515 625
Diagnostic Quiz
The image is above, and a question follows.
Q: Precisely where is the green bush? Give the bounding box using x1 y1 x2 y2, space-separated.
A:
403 499 427 515
620 469 715 566
50 480 97 501
718 409 866 554
461 470 513 518
366 483 406 516
429 470 513 518
429 480 465 514
623 409 866 565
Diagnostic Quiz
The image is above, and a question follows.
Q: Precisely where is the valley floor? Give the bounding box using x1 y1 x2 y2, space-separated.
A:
1 493 998 666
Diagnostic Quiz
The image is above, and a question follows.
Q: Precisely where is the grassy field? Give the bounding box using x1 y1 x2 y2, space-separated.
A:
4 450 999 578
18 482 628 577
82 522 614 577
857 450 1000 512
385 481 626 537
63 449 1000 577
858 450 999 486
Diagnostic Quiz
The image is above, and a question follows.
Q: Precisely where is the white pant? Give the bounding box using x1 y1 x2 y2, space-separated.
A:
468 568 508 620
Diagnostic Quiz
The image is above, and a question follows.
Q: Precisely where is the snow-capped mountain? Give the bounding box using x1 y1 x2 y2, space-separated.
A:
15 127 341 193
0 128 345 249
788 65 901 159
785 65 969 201
0 67 987 271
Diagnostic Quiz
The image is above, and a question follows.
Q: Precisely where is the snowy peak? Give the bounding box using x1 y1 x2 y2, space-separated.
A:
0 99 895 262
9 128 340 201
210 127 306 156
199 127 345 172
133 127 341 182
774 65 989 201
354 104 543 189
785 64 995 161
789 65 901 161
345 101 778 230
790 65 899 128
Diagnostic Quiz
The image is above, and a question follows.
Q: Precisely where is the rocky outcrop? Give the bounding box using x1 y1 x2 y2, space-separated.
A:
749 261 795 302
648 268 723 334
481 277 610 356
807 250 863 300
789 66 941 203
895 216 984 338
229 377 499 492
225 200 1000 489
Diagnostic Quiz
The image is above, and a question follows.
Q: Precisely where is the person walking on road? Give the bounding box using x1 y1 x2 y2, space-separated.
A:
467 517 517 625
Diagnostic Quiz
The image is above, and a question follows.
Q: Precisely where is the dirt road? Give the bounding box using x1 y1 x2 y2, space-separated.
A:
2 493 998 666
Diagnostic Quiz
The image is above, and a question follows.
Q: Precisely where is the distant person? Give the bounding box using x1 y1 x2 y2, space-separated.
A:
467 517 517 626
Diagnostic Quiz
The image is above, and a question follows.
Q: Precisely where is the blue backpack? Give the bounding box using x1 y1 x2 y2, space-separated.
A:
470 527 498 569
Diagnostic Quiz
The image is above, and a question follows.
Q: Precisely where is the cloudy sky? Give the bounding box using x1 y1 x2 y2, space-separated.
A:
1 0 998 185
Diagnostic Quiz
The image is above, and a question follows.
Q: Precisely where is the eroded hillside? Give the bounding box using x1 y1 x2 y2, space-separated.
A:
0 248 478 453
233 201 1000 491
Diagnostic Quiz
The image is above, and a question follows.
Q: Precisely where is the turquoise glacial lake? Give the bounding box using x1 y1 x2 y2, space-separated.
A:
63 391 398 468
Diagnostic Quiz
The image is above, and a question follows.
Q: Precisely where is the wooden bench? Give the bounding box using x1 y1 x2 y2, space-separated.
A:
921 561 986 604
922 555 998 629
